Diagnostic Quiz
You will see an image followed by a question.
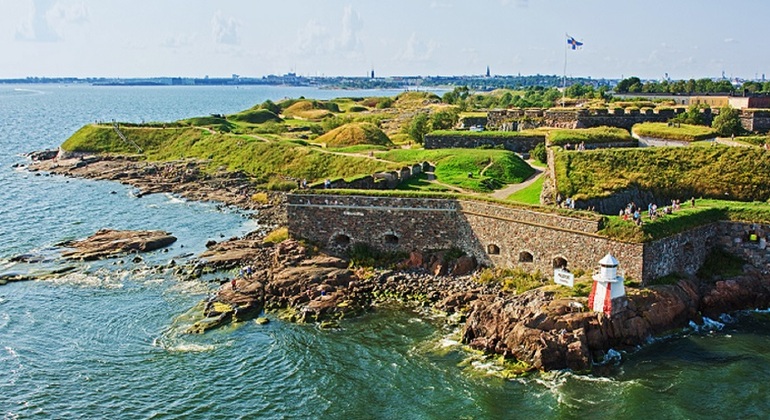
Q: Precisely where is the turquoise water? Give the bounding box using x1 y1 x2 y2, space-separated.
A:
1 85 770 418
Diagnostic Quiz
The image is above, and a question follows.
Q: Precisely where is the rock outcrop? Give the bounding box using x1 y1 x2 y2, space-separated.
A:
59 229 177 260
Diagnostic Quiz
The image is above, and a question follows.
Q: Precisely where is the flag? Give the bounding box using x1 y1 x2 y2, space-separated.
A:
567 35 583 50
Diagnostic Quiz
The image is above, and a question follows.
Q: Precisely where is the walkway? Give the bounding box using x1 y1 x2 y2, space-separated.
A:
490 167 543 200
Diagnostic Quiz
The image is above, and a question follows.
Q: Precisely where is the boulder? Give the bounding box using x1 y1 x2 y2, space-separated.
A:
59 229 177 260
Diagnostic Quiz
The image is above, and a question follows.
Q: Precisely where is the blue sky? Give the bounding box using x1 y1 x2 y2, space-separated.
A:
1 0 768 80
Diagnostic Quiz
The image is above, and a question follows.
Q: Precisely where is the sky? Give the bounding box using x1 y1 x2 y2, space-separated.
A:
1 0 769 80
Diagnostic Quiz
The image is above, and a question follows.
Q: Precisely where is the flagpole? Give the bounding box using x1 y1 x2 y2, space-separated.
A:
562 34 568 107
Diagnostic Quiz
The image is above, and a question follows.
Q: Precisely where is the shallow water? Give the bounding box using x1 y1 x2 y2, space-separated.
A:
1 85 770 418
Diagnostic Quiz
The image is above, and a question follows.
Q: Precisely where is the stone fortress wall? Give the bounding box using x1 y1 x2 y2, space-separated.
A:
287 194 770 283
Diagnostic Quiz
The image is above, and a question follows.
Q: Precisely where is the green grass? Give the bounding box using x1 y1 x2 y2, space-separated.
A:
379 148 535 193
553 146 770 202
549 126 633 146
597 199 770 242
316 122 392 147
228 108 283 124
61 124 397 183
396 173 453 192
505 176 544 204
632 122 716 142
328 145 391 154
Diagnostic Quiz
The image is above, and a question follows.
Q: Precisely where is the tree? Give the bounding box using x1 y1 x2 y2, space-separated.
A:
430 108 459 130
407 113 429 143
712 106 742 137
672 104 708 125
615 77 641 93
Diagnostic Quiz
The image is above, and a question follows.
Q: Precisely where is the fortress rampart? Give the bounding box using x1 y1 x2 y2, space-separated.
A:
288 193 770 283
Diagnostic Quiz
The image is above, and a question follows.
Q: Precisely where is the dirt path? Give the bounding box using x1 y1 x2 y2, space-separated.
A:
490 167 543 200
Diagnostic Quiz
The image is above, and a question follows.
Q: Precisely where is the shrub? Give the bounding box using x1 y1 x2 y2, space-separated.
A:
532 142 547 163
263 227 289 244
251 192 269 204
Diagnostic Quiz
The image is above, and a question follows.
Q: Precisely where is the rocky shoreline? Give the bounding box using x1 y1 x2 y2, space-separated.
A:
19 151 770 373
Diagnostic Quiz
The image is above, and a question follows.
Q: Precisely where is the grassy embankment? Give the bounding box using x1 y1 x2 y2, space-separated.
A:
632 122 717 141
548 126 634 146
378 149 535 193
598 199 770 242
553 146 770 202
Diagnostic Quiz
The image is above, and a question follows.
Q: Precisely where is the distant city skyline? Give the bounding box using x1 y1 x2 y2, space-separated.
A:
2 0 769 81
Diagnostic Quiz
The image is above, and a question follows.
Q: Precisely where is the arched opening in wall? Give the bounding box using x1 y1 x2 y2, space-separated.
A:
553 257 568 270
384 234 399 246
487 244 500 255
332 234 351 247
683 242 694 252
519 251 534 263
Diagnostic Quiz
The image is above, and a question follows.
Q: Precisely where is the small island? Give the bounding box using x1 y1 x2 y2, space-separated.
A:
24 83 770 373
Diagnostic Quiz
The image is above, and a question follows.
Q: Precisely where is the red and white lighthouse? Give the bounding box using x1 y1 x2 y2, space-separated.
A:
588 254 626 315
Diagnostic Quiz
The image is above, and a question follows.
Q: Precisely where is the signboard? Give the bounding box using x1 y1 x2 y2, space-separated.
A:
554 268 574 288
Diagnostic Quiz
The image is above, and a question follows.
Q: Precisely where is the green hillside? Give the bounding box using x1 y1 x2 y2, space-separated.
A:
554 146 770 201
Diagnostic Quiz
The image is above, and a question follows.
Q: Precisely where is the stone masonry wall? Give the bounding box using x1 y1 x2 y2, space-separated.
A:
288 194 646 280
642 223 720 280
423 134 544 153
288 194 766 284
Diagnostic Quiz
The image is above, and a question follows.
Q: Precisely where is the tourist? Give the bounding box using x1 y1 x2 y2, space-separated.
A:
231 277 237 291
691 197 696 207
324 179 331 189
245 266 253 278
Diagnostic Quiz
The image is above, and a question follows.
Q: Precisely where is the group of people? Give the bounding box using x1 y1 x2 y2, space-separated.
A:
563 142 586 151
621 197 697 225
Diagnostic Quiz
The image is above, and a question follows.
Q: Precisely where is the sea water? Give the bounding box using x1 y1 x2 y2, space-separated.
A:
1 84 770 418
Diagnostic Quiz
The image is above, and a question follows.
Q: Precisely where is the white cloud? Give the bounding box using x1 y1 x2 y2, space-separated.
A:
162 33 195 49
15 0 61 42
212 11 241 45
397 33 439 62
724 38 737 44
294 6 364 57
51 1 90 25
337 6 363 52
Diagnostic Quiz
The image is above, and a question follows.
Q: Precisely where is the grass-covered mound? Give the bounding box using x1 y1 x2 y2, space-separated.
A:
180 116 237 132
393 91 441 110
60 124 398 184
61 125 202 154
549 127 633 146
316 122 393 147
379 148 535 193
554 146 770 202
632 122 716 142
282 101 335 120
228 108 283 124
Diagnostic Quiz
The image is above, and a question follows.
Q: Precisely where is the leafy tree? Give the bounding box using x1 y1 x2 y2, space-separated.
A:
712 106 742 137
615 77 641 93
672 104 708 125
407 113 429 143
430 108 459 130
499 91 513 108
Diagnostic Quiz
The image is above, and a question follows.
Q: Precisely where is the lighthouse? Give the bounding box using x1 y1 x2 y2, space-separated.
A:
588 254 626 315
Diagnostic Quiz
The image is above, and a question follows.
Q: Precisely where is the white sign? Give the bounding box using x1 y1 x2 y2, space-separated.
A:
554 269 574 287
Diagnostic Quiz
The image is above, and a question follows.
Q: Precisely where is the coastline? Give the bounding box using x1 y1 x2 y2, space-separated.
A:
23 151 770 373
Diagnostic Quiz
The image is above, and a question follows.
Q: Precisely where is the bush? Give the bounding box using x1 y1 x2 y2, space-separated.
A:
263 227 289 244
532 142 547 163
